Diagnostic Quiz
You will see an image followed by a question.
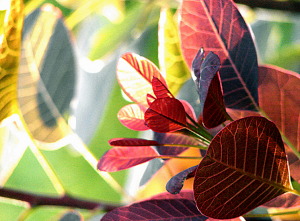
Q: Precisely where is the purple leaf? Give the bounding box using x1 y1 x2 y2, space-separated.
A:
109 138 159 147
166 165 198 194
101 198 207 221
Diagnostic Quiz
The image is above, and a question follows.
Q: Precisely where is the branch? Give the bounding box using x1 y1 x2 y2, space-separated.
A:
0 188 119 211
235 0 300 13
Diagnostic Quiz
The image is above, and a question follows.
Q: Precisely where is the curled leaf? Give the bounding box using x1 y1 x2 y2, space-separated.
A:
166 165 197 194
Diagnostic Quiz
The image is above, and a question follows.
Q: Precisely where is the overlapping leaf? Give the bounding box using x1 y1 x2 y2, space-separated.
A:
117 52 167 107
97 146 159 172
194 116 292 219
144 97 187 133
101 198 207 221
117 104 149 131
18 5 75 143
0 0 24 122
152 77 173 99
109 138 159 147
158 6 191 95
179 0 259 111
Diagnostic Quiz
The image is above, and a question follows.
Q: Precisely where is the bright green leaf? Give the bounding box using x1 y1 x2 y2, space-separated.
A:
0 197 30 221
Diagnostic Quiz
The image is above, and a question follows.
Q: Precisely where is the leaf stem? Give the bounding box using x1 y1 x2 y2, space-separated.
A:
158 143 207 150
157 155 203 160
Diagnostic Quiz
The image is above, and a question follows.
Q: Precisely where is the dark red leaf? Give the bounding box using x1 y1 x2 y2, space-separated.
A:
166 165 198 194
101 198 207 221
179 0 259 111
97 146 159 172
152 77 174 99
146 93 156 106
117 53 167 106
109 138 159 147
145 97 187 133
203 72 227 128
194 116 292 219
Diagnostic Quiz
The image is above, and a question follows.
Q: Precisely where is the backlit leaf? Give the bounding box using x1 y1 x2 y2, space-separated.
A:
179 0 259 110
158 6 191 95
117 52 167 107
0 0 24 122
97 146 159 172
203 72 227 128
18 5 75 143
166 165 197 194
152 77 173 99
117 104 149 131
101 198 207 221
109 138 159 147
264 193 300 208
194 116 292 219
145 97 187 133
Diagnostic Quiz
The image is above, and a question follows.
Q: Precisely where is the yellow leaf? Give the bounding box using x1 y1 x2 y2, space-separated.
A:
0 0 24 122
158 6 190 95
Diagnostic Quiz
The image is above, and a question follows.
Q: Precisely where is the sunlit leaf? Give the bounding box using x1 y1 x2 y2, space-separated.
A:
152 77 173 99
97 146 159 172
0 196 30 221
264 193 300 208
101 198 207 221
179 0 259 110
18 4 75 143
145 97 187 133
117 104 149 131
158 6 190 95
109 138 159 147
166 165 197 194
0 0 24 122
117 52 167 107
194 116 292 219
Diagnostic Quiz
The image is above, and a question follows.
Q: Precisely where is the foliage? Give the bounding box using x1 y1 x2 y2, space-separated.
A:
1 0 300 220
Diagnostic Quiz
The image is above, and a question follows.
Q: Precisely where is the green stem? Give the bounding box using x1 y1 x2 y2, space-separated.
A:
157 156 203 160
158 143 208 150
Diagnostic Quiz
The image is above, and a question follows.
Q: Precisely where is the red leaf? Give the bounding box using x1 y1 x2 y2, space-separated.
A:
152 77 173 99
117 53 167 106
179 0 258 110
145 97 187 133
148 190 194 200
146 93 156 106
109 138 159 147
194 116 292 219
180 100 197 123
117 104 149 131
97 146 159 172
263 193 300 208
203 72 227 128
101 198 207 221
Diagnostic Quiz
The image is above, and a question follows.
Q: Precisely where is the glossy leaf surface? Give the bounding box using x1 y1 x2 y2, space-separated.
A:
117 104 149 131
145 98 187 133
194 116 291 219
97 146 159 172
166 165 197 194
101 198 207 221
117 52 167 107
158 6 191 95
179 0 259 110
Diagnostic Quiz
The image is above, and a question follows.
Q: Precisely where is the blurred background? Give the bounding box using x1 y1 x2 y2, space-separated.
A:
0 0 300 220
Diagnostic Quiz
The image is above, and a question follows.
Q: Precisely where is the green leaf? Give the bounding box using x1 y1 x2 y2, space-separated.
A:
88 2 144 60
0 197 30 221
158 7 190 95
0 10 6 35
